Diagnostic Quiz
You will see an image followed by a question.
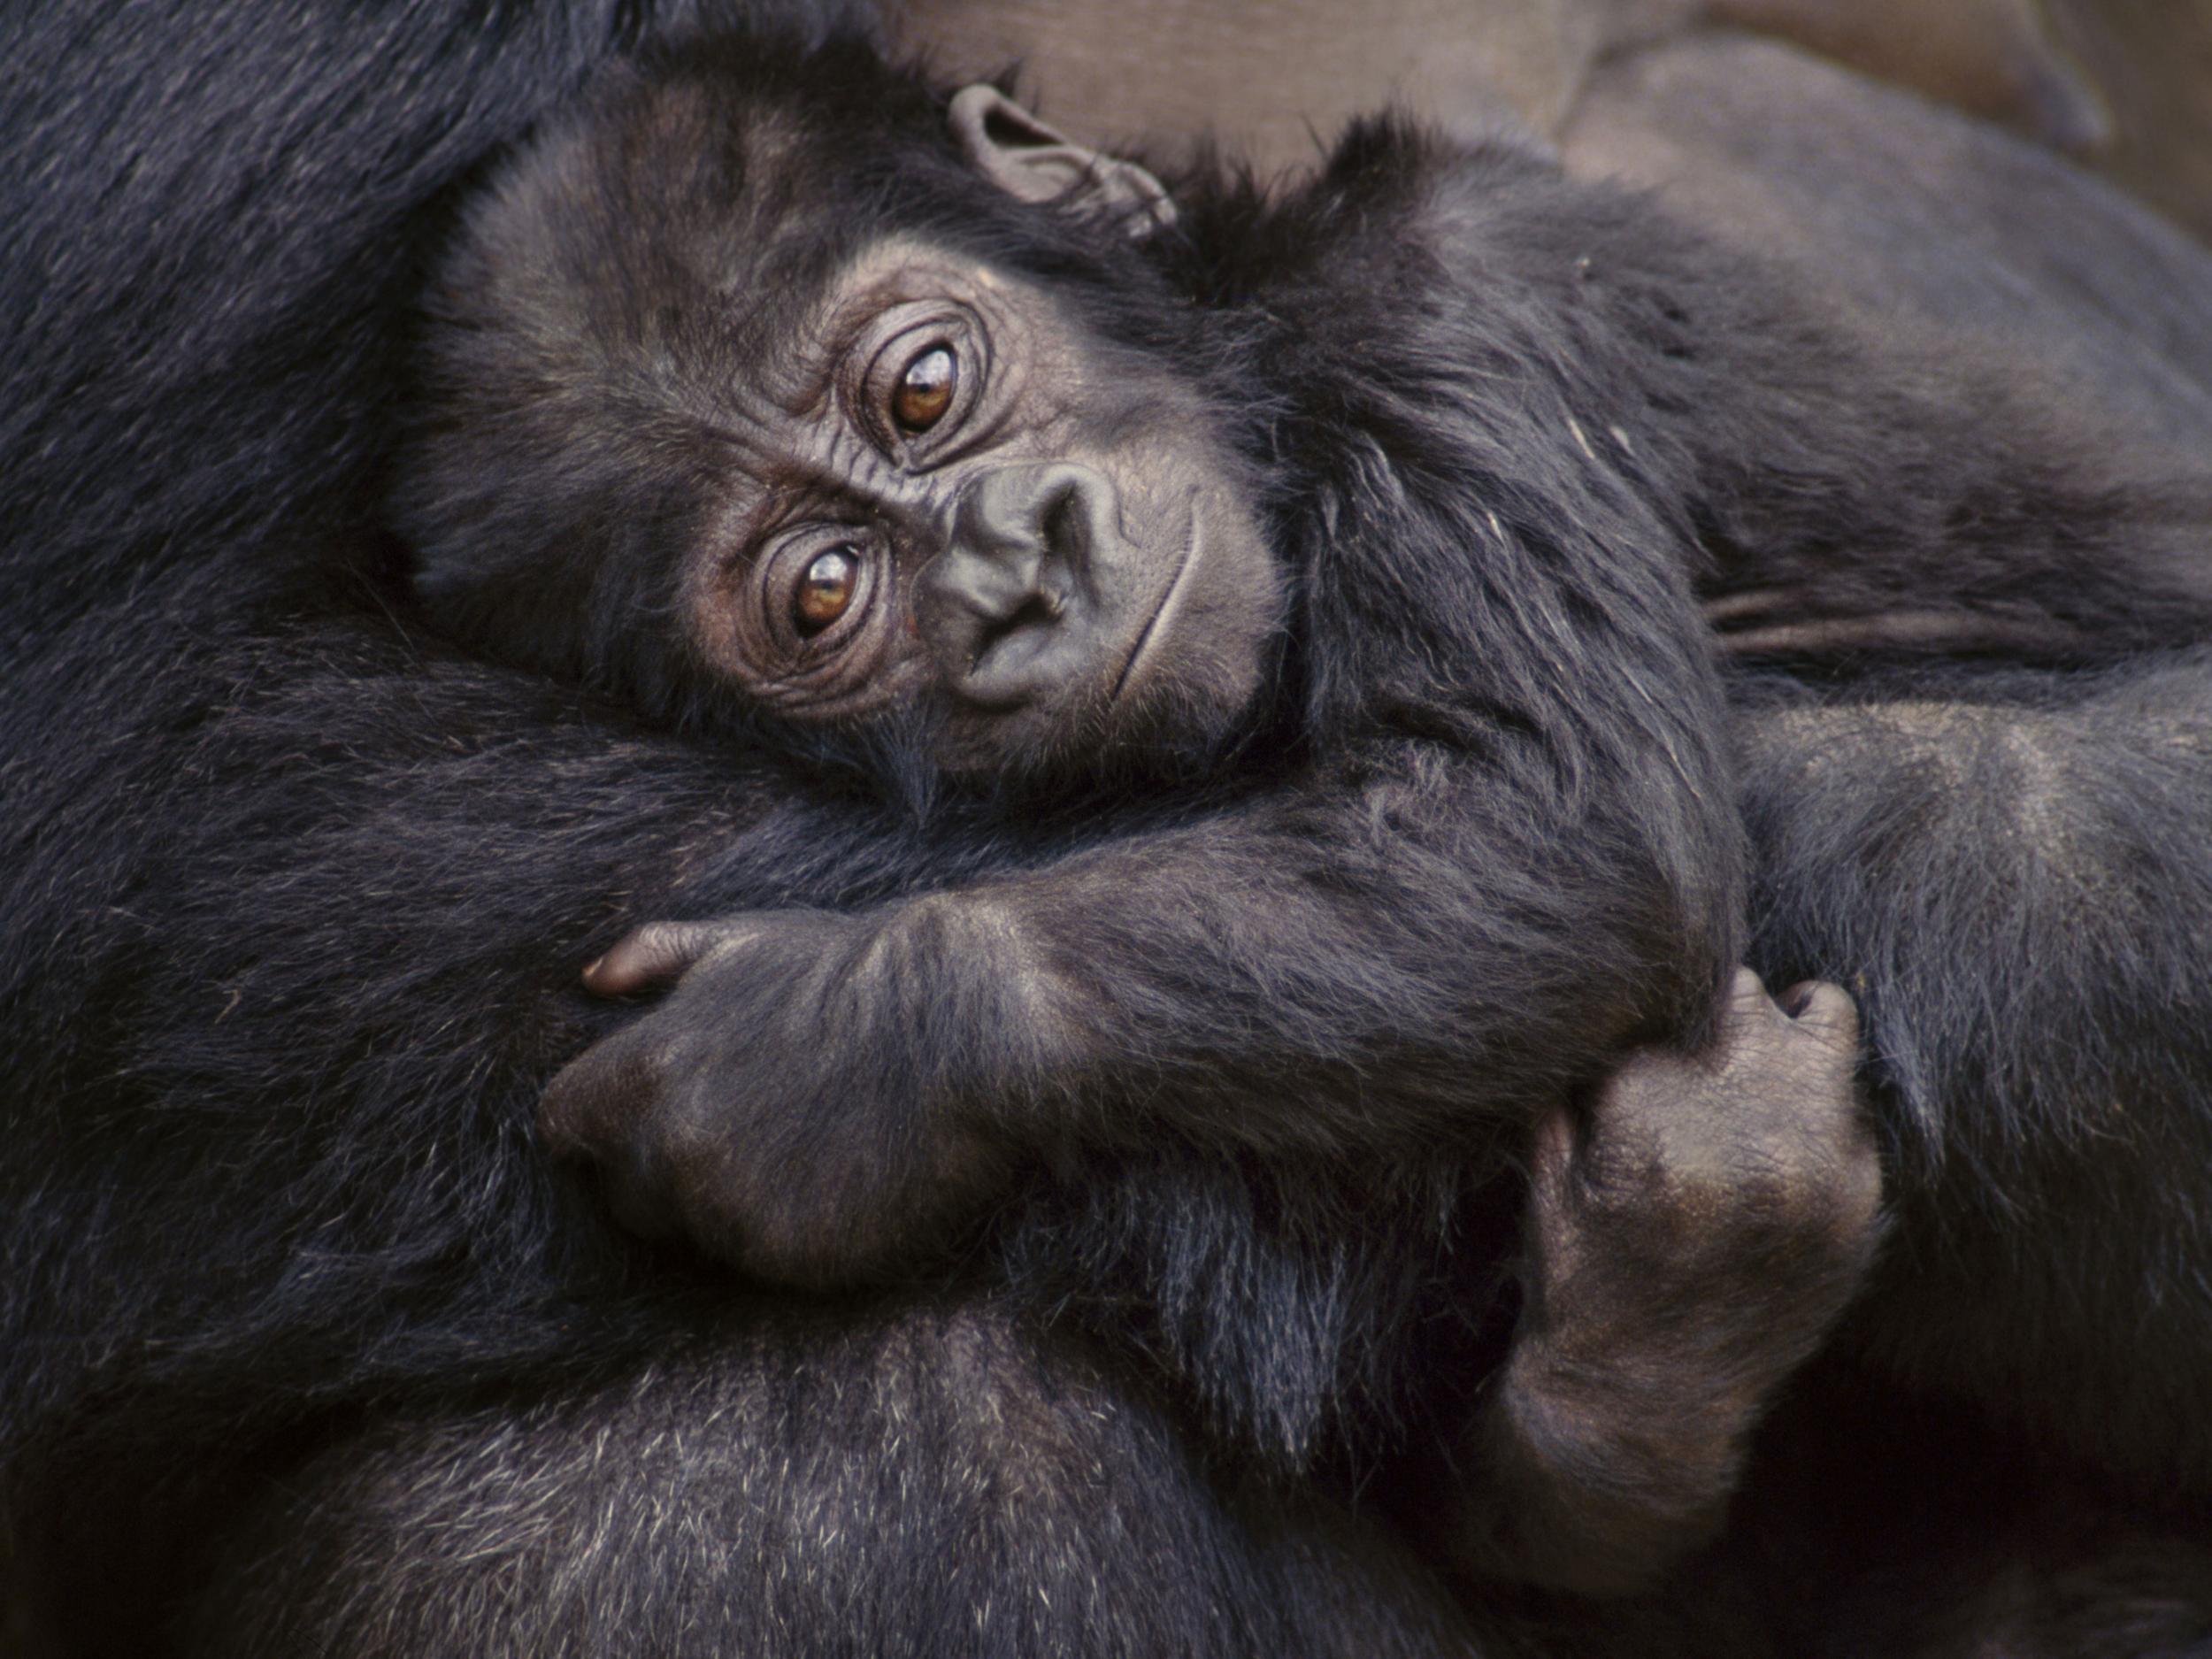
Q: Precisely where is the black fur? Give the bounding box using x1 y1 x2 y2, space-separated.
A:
7 10 2212 1658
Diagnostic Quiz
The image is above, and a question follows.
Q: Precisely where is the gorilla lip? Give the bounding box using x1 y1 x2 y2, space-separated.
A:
1109 514 1202 708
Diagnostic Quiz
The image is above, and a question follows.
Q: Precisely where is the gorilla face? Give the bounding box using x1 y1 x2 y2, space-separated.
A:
396 56 1282 780
680 237 1283 773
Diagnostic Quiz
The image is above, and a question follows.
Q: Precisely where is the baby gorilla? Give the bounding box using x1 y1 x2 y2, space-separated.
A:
391 38 2208 1593
396 42 1863 1255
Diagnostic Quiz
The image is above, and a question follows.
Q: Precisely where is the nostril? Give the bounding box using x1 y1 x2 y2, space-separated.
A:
961 590 1079 695
971 591 1063 670
1040 481 1086 560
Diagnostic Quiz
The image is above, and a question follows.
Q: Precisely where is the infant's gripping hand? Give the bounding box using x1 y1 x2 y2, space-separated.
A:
1448 969 1883 1595
541 909 1019 1286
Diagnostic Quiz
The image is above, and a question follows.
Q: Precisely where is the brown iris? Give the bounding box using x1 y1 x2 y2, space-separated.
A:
795 547 859 634
891 344 956 432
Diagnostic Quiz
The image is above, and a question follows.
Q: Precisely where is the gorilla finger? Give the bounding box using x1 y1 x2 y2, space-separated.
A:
583 920 746 996
1723 965 1798 1034
538 1039 657 1156
1724 965 1771 1008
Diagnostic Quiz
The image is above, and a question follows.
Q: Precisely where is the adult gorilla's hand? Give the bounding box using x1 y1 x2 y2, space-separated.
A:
541 910 1020 1286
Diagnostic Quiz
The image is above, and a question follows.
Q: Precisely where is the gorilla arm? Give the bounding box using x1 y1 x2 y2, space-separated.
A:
541 691 1742 1289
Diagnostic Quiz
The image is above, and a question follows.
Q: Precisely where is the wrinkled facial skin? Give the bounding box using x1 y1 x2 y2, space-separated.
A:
684 239 1282 778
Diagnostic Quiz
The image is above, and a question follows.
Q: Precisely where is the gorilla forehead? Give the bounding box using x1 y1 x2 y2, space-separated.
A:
452 70 881 402
449 39 1145 396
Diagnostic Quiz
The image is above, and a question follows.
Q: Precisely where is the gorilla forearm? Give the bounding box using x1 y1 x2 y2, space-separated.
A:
1736 654 2212 1482
994 748 1726 1143
571 737 1727 1109
540 731 1736 1282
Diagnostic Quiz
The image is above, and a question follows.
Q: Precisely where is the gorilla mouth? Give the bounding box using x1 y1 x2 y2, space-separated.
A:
1109 513 1202 708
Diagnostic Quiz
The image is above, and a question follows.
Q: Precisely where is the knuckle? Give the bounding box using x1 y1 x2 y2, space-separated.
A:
1589 1048 1697 1130
696 918 763 966
1571 1124 1667 1206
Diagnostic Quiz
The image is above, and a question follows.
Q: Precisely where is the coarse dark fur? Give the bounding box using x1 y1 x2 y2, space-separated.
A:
5 9 2212 1659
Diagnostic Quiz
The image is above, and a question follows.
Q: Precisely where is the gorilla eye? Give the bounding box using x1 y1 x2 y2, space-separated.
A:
891 345 956 432
795 547 860 634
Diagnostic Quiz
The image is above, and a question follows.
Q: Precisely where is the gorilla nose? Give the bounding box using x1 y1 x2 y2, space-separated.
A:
917 462 1121 709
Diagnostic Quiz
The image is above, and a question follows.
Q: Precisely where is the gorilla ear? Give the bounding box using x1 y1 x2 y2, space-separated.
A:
949 86 1177 237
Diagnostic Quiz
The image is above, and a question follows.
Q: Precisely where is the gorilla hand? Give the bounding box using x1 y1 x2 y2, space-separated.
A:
542 910 1020 1286
1446 969 1886 1595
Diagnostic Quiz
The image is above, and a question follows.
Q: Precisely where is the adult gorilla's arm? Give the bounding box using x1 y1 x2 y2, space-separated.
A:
0 593 1881 1618
1738 662 2212 1493
0 0 910 1433
0 594 953 1435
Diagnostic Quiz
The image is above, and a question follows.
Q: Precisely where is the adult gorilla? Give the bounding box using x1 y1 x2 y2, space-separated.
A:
5 6 2212 1659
